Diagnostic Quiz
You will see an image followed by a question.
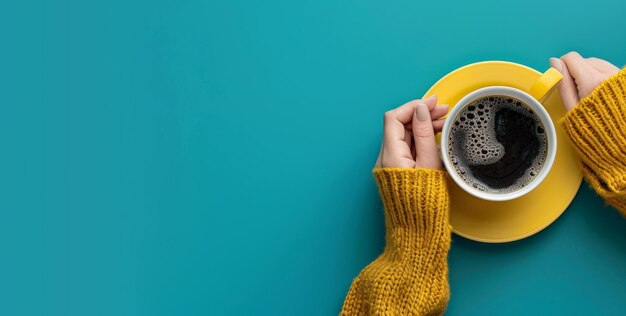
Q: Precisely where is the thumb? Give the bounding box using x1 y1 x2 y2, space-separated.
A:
550 57 579 112
412 102 443 170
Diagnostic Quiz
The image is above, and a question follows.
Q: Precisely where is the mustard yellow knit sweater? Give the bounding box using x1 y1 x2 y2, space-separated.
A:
341 69 626 315
561 70 626 214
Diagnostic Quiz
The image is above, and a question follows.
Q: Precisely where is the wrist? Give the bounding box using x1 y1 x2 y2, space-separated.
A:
373 168 449 231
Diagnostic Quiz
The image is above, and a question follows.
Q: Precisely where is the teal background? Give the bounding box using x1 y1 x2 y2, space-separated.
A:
2 0 626 315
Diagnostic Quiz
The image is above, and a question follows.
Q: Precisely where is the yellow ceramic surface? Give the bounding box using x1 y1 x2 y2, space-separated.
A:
424 61 583 243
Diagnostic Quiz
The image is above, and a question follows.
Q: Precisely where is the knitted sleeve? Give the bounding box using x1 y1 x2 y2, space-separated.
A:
561 69 626 215
341 168 451 315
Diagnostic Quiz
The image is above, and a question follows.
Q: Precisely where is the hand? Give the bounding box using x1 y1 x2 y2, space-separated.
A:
550 52 620 112
374 96 448 169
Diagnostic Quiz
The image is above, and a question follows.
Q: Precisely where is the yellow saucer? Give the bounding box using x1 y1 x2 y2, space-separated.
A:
424 61 583 243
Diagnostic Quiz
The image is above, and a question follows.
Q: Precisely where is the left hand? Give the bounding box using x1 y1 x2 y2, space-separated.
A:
374 96 449 169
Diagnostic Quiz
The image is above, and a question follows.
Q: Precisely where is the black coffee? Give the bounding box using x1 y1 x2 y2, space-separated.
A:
447 95 548 193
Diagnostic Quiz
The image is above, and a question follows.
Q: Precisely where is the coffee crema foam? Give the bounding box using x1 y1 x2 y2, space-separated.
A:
447 95 548 194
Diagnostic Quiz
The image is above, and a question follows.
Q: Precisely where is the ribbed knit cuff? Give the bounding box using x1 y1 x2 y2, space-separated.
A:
561 69 626 193
373 168 449 232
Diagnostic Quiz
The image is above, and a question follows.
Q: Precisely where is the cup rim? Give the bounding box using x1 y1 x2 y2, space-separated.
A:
440 86 557 201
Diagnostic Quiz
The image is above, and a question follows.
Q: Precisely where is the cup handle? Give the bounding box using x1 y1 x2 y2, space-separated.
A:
528 68 562 103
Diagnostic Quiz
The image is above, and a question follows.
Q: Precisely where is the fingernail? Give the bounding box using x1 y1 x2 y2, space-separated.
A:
416 102 430 121
550 57 562 72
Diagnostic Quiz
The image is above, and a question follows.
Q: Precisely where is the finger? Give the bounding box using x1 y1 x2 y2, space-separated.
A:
550 57 579 111
404 126 412 148
412 102 443 169
403 104 449 130
421 95 438 110
383 101 418 145
408 127 416 160
404 104 450 138
382 101 417 168
433 119 445 133
430 104 449 120
560 51 596 82
405 125 418 160
586 57 620 73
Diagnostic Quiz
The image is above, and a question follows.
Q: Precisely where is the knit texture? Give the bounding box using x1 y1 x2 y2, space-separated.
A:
341 168 451 316
561 69 626 215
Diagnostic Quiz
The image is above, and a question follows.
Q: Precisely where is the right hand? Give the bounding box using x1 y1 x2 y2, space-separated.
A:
550 52 621 112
